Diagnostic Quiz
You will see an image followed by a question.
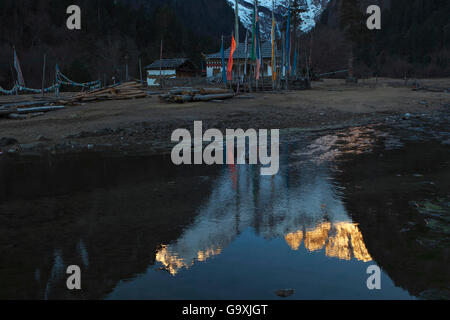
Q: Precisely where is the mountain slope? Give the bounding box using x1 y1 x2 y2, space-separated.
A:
227 0 330 38
0 0 238 87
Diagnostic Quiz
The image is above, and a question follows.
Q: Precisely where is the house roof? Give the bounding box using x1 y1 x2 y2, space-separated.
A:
145 58 190 70
206 41 280 60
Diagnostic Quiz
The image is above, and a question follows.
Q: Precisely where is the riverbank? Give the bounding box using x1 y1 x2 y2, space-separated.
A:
1 78 449 154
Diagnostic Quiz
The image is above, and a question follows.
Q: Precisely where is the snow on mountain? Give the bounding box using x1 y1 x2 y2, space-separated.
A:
227 0 330 38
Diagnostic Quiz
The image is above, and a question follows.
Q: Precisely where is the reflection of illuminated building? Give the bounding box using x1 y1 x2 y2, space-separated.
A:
285 222 372 262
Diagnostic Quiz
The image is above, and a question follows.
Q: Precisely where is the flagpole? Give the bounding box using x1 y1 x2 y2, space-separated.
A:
259 30 264 90
244 30 248 92
286 0 291 91
235 0 240 93
281 32 285 90
231 32 233 91
255 0 258 92
250 1 254 92
221 35 226 88
271 0 275 91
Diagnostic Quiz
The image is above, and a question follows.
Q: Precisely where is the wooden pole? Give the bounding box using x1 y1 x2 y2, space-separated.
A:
139 58 143 84
305 53 310 84
125 54 129 82
42 54 46 97
231 32 233 92
10 46 18 96
222 35 226 89
235 0 240 93
237 54 241 93
9 62 16 94
160 39 163 88
281 32 285 90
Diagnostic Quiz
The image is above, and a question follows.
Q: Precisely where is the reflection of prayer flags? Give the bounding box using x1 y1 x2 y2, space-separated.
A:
14 48 26 86
221 37 227 84
227 35 237 81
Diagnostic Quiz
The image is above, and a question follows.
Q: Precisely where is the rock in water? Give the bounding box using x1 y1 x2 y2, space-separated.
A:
275 289 295 298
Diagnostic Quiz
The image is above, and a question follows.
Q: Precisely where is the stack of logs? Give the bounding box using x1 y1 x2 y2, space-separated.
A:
64 81 148 104
159 87 234 103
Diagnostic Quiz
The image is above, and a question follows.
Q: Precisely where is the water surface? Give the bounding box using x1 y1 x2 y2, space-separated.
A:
1 115 449 300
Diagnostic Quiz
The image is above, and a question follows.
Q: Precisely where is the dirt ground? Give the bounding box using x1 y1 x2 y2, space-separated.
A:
0 78 449 154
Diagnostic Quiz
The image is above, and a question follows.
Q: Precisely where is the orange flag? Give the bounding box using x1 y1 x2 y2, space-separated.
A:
227 35 237 81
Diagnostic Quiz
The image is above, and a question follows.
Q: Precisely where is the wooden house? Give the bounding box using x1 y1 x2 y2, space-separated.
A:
145 58 196 86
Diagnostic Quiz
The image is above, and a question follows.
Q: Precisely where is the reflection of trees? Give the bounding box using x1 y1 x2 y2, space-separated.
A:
0 153 217 300
336 143 450 298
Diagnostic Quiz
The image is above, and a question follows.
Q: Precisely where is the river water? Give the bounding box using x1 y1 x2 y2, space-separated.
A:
0 112 449 300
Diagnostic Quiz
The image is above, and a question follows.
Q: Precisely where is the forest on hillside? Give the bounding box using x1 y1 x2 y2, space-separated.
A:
1 0 449 89
306 0 450 78
0 0 238 88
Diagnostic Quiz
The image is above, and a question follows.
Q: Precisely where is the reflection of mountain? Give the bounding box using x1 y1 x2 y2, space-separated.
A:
155 144 372 275
156 245 223 276
285 222 372 262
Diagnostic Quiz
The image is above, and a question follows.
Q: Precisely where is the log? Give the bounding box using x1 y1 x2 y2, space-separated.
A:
0 108 17 116
199 88 231 95
193 93 235 101
173 95 194 103
170 88 199 96
64 80 148 104
234 95 255 99
8 112 45 120
17 106 65 114
1 101 51 108
8 113 27 120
